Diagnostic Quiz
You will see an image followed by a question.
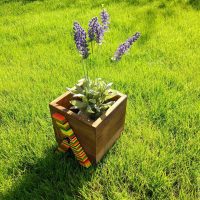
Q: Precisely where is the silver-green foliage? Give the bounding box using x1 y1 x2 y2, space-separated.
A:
67 78 116 120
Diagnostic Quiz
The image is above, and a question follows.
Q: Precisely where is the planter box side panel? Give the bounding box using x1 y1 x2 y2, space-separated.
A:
49 104 66 144
96 96 127 163
65 115 96 164
49 103 96 164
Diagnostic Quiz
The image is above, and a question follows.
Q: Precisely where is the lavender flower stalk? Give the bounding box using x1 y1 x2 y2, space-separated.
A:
95 23 104 44
88 17 98 42
101 9 110 31
88 17 104 45
73 22 89 59
112 32 141 61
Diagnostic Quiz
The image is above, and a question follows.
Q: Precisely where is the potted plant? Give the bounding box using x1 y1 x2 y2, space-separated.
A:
49 9 141 165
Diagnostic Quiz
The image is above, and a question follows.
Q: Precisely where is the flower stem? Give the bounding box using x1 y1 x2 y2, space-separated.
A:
91 41 94 54
82 59 89 81
90 42 94 78
82 59 86 79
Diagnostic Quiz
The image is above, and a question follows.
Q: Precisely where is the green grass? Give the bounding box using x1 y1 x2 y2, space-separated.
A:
0 0 200 199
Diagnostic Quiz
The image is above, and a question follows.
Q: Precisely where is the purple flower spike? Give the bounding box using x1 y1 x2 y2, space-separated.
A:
88 17 98 42
112 32 141 61
95 23 104 44
127 32 141 46
101 9 110 31
73 22 89 59
88 17 104 44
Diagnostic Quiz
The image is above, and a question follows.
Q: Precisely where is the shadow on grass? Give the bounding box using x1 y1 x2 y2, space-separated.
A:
188 0 200 10
3 148 95 200
139 8 157 46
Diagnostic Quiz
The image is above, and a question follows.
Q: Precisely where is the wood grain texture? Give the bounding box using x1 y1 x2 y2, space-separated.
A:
95 95 127 162
49 91 127 164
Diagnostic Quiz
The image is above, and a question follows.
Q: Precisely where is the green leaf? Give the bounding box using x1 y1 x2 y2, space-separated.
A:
75 84 83 93
86 105 95 113
70 100 86 109
106 82 113 89
89 99 96 104
101 101 115 110
94 105 101 112
78 78 85 83
105 93 116 101
70 106 78 109
66 87 72 91
73 94 85 98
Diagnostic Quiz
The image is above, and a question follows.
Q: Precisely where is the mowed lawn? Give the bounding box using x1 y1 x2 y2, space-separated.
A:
0 0 200 199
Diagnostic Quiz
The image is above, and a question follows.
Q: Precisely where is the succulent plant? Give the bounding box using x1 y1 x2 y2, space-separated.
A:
67 78 116 120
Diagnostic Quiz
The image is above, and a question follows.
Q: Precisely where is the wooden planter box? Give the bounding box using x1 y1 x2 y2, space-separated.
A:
49 91 127 165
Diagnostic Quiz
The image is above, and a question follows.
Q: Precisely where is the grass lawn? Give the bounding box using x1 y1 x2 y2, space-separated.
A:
0 0 199 199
